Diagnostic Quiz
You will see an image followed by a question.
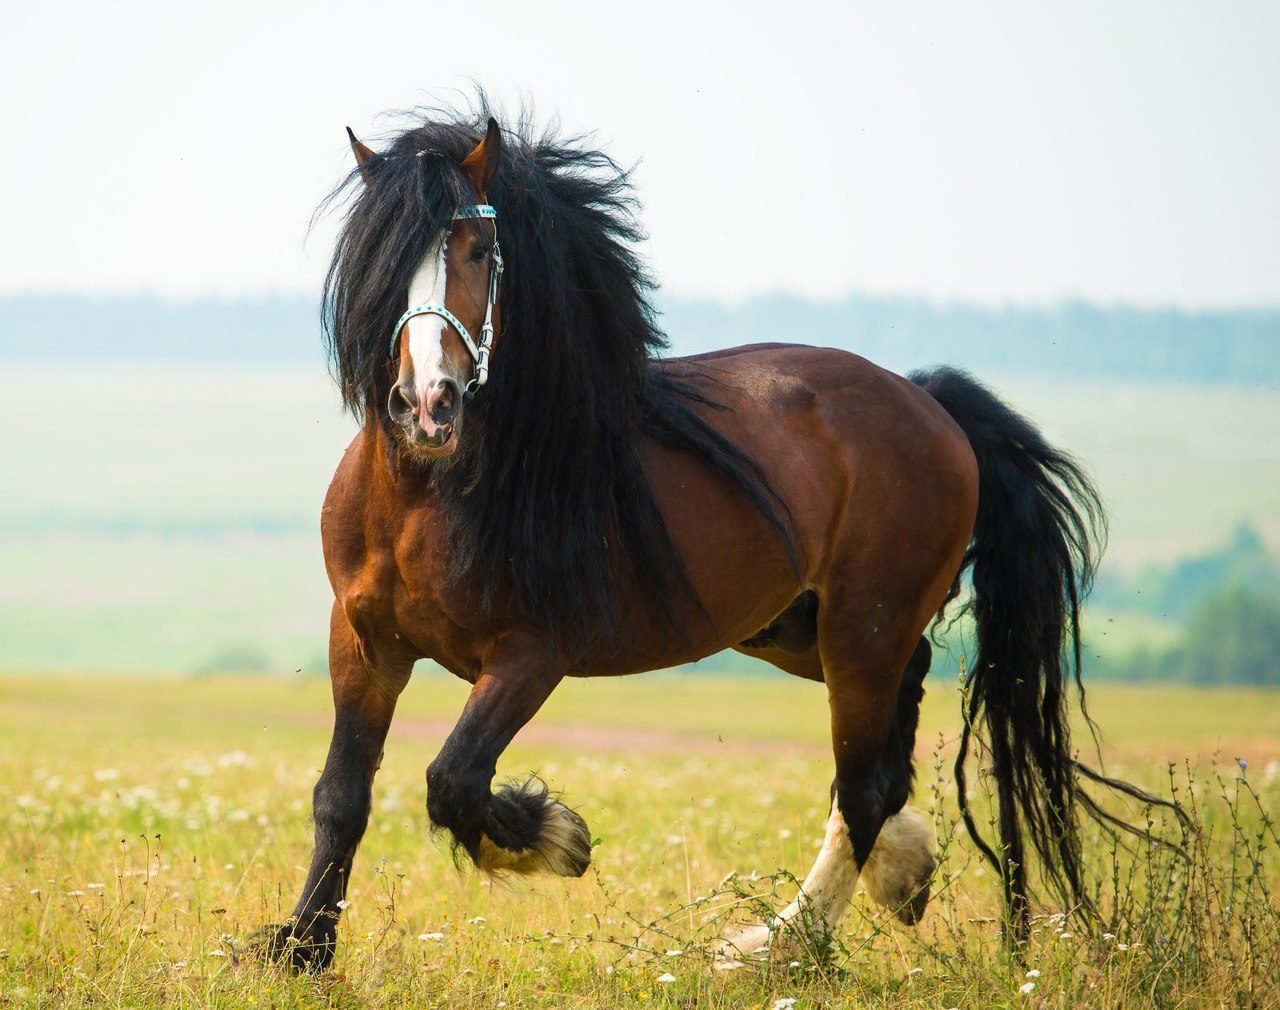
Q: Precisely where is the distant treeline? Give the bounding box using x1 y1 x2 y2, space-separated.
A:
2 293 1278 385
1094 524 1280 686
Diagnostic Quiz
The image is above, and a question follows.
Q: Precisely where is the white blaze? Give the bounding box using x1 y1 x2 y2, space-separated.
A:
404 238 450 408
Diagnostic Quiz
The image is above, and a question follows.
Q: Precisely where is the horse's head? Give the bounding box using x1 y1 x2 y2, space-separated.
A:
348 120 503 458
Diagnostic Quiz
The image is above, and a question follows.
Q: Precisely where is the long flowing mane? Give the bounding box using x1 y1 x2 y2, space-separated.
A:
322 101 796 657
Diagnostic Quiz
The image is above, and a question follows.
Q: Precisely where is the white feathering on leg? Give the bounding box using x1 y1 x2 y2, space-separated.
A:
474 781 592 877
861 805 935 923
717 795 859 966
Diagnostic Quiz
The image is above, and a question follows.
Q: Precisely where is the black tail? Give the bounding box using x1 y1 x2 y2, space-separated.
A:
911 366 1175 935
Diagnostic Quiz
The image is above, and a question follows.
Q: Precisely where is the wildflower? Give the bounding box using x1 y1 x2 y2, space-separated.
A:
336 899 351 910
417 932 444 941
664 949 683 957
1019 981 1036 995
774 1000 798 1010
210 950 227 958
1025 969 1041 978
656 973 676 983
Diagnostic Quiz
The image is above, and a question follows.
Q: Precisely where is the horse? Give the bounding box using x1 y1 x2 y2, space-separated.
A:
256 104 1166 973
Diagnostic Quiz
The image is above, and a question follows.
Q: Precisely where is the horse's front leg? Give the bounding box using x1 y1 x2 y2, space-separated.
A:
255 602 411 972
426 641 591 878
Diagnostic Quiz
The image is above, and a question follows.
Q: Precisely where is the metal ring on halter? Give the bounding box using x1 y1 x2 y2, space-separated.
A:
388 204 503 400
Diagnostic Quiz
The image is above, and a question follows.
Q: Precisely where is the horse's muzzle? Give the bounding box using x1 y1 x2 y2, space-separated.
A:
389 378 461 453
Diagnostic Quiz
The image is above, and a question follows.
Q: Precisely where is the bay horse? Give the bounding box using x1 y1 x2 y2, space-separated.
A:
258 106 1161 972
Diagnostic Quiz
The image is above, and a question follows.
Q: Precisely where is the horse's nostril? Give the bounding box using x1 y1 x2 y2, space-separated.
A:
389 382 417 419
430 378 461 424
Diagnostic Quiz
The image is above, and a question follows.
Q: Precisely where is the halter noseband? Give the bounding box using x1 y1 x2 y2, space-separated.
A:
388 204 504 400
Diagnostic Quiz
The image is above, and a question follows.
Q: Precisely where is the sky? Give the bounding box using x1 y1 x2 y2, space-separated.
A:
2 1 1278 308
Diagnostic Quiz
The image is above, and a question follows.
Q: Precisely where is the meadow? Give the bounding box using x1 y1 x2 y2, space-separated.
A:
2 672 1277 1008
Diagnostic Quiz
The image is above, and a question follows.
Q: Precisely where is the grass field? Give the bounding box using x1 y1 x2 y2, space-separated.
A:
2 672 1277 1008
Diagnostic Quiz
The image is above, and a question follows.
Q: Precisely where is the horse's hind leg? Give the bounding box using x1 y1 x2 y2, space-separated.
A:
859 637 934 923
717 637 934 963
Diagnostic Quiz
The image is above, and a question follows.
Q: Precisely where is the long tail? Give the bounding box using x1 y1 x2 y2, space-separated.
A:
910 366 1180 934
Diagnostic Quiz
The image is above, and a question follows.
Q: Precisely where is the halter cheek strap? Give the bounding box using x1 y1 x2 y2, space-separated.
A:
388 204 504 400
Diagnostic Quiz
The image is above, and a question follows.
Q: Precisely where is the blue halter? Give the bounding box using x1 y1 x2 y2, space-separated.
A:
389 204 503 399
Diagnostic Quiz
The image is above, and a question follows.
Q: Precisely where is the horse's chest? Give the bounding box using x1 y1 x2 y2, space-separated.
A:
384 515 488 670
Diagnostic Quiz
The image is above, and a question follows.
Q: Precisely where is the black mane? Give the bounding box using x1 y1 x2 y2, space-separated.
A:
322 100 796 658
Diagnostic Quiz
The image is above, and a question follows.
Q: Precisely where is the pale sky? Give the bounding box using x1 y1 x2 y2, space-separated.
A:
3 0 1277 308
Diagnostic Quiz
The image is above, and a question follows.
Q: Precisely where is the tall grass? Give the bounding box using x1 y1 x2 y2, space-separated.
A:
0 676 1276 1008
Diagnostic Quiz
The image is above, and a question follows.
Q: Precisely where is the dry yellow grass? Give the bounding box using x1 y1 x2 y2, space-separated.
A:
1 672 1277 1008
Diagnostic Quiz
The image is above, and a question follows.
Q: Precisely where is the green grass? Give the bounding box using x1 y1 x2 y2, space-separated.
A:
1 673 1277 1007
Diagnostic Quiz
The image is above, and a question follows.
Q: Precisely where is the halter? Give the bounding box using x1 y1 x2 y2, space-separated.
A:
388 203 504 400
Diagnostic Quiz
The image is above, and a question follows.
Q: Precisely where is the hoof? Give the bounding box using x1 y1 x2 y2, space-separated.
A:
478 778 592 877
861 806 935 925
714 919 836 969
714 923 775 969
242 920 336 974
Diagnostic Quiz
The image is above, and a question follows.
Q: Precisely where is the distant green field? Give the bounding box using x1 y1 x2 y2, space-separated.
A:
2 363 1277 672
1 674 1276 1008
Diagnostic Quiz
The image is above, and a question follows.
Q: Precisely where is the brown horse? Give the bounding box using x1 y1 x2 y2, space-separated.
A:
258 106 1159 972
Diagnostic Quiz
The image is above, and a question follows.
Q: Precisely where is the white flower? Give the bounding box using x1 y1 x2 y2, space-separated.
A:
209 950 227 958
664 949 683 957
1019 981 1036 995
417 932 444 941
1025 969 1041 978
336 899 351 910
774 1000 798 1010
656 973 676 984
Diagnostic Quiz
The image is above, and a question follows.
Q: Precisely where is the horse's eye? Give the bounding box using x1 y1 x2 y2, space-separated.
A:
469 244 491 264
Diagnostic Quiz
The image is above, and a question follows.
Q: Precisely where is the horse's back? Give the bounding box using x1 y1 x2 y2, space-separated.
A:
668 342 975 480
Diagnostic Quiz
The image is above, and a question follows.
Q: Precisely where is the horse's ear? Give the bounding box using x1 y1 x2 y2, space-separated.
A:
461 117 502 196
346 126 377 186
